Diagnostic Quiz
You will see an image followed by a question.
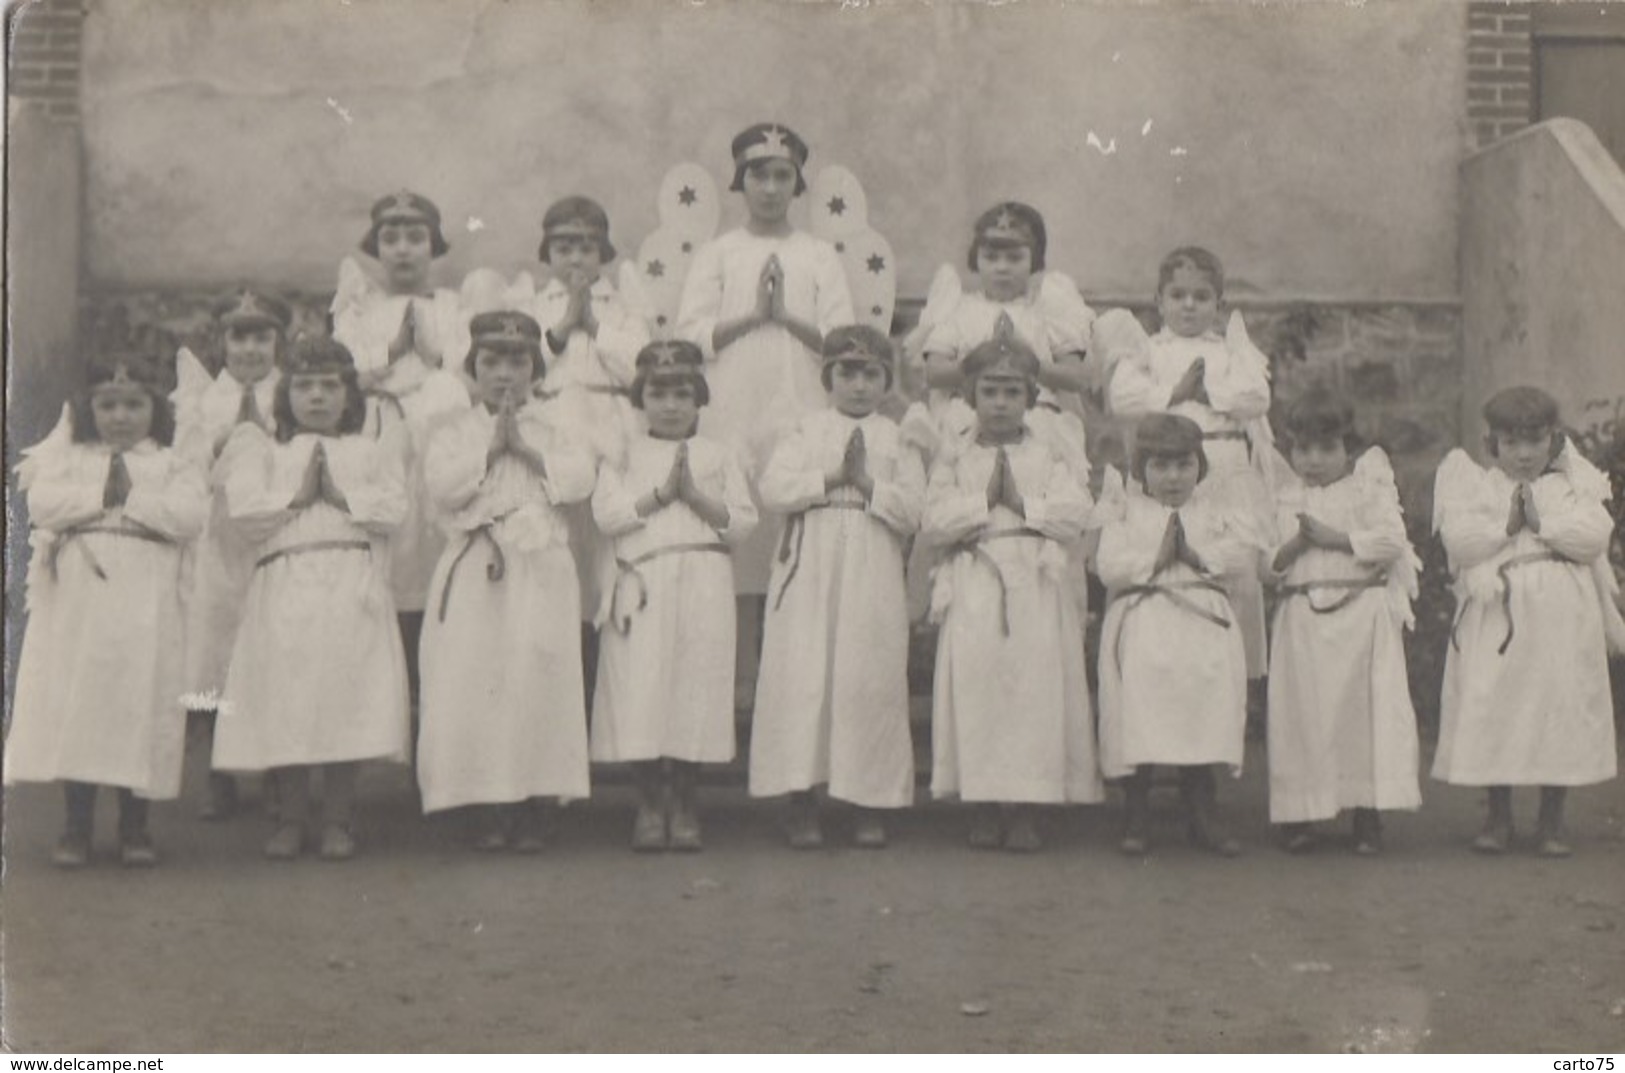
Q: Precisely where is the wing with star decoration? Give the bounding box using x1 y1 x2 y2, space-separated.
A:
806 165 895 335
632 162 721 339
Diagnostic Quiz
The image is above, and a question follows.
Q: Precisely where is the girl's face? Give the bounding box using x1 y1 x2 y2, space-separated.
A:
972 377 1029 438
1157 264 1221 339
473 347 535 408
376 222 433 294
1289 437 1351 488
288 372 347 435
977 243 1034 303
549 235 604 282
741 159 799 225
644 380 700 439
829 361 886 418
1145 453 1201 507
1492 428 1557 483
90 383 155 451
223 325 279 385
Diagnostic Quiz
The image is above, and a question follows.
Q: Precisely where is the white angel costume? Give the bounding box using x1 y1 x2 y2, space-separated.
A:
748 409 926 809
1106 312 1278 676
7 429 208 798
213 427 410 771
331 256 473 612
1431 446 1621 787
1095 471 1256 779
590 434 759 763
923 432 1102 805
415 400 596 812
1265 448 1422 822
675 228 853 592
171 350 280 707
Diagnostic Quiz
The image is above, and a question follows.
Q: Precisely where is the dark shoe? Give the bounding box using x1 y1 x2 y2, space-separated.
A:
785 794 824 850
52 834 91 869
263 822 305 860
119 834 160 868
631 804 667 852
967 806 1002 850
852 812 888 849
317 823 357 861
667 807 703 852
1280 822 1317 855
1003 809 1042 853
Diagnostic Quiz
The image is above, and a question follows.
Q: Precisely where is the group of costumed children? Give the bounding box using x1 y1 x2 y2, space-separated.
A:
9 123 1621 869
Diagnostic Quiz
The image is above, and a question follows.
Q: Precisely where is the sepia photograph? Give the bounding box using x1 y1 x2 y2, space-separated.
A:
3 0 1624 1056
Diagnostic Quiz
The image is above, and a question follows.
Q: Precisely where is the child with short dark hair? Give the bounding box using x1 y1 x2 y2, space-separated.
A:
591 341 758 851
749 325 925 848
922 316 1101 852
213 337 410 861
416 311 596 851
1432 386 1621 856
1266 387 1421 854
1095 413 1257 857
7 352 208 867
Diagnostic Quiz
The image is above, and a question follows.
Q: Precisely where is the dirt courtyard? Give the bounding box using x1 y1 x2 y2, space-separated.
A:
3 737 1623 1054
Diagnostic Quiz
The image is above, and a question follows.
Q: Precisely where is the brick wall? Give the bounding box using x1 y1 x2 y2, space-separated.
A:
7 0 85 123
1467 1 1534 148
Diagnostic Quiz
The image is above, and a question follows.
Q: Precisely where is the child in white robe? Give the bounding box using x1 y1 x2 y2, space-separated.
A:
213 337 410 862
417 312 595 850
172 289 289 819
1433 386 1621 857
1096 413 1257 857
676 123 854 707
1265 388 1421 855
7 352 207 867
749 326 925 849
591 341 758 851
923 315 1101 852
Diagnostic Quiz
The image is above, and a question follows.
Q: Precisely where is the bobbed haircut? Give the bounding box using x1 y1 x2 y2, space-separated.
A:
966 200 1047 273
71 352 175 446
1131 412 1209 485
1281 386 1361 454
273 337 367 441
1156 246 1225 299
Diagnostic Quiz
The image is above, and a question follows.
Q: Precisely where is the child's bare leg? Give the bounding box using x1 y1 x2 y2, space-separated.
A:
1351 808 1383 856
1535 786 1571 858
510 797 548 855
668 760 703 852
1002 804 1042 853
318 762 359 861
115 789 157 867
1180 765 1241 857
1120 766 1152 857
189 708 239 821
967 803 1002 850
785 790 823 850
734 596 764 711
265 766 309 860
54 781 97 868
1472 785 1514 854
630 761 667 852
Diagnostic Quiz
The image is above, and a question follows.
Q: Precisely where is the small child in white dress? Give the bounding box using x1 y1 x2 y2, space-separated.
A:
1266 388 1421 855
1432 386 1621 857
749 326 925 849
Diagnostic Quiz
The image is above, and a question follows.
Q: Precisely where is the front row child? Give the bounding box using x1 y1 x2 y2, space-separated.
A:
591 341 758 851
749 326 925 849
212 338 411 861
923 315 1102 852
7 353 208 867
417 312 595 850
1096 413 1255 857
1432 386 1621 857
1266 388 1421 854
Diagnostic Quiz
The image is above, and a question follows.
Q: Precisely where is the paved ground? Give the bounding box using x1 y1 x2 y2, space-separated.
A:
3 734 1623 1053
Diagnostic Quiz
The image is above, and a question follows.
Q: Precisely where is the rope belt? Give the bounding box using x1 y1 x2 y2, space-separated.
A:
1114 577 1233 629
1034 400 1064 414
609 541 730 634
1451 550 1568 655
367 392 407 439
537 384 629 401
1277 574 1388 615
1201 430 1249 442
435 513 519 623
255 539 371 572
948 527 1047 637
49 523 174 581
771 499 870 611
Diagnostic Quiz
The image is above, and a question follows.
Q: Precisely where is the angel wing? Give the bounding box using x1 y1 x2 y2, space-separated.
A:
331 255 382 319
1431 447 1486 535
15 402 74 490
904 262 964 366
806 165 869 242
459 267 534 318
617 259 659 338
